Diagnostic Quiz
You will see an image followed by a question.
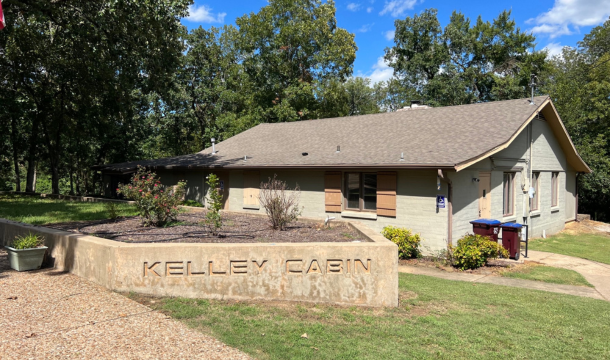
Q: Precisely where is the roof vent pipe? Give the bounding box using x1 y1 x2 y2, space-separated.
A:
211 138 216 154
529 74 537 105
336 145 340 153
400 152 405 162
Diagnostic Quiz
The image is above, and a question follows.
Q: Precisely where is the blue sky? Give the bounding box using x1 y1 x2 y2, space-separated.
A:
181 0 610 83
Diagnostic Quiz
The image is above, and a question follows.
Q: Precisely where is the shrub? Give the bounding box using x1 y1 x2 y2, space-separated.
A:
117 166 186 227
381 226 422 259
204 174 223 235
104 201 120 220
183 200 204 207
12 233 44 249
259 175 302 230
453 233 509 270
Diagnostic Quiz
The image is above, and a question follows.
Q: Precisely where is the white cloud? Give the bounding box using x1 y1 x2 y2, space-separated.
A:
528 0 610 39
384 30 395 40
186 4 226 23
347 3 361 11
357 56 394 84
367 7 373 13
379 0 418 17
358 23 375 33
543 42 568 58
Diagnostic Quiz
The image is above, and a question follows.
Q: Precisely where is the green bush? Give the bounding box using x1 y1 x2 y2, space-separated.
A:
117 166 186 227
204 173 223 235
183 200 204 207
104 201 120 220
12 233 44 249
381 226 422 259
453 233 509 270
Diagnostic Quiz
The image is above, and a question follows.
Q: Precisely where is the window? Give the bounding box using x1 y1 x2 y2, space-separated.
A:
345 173 377 211
551 172 559 207
503 173 514 216
530 172 540 211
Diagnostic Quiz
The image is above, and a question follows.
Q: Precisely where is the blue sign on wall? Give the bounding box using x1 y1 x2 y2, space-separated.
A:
436 195 446 208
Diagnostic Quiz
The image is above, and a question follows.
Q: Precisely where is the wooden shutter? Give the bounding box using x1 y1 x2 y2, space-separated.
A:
377 172 397 217
243 171 260 207
324 172 342 212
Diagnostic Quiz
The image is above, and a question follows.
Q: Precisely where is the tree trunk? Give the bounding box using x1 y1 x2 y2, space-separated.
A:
25 115 41 193
10 118 21 192
69 166 74 195
26 160 37 193
51 163 60 194
13 155 21 192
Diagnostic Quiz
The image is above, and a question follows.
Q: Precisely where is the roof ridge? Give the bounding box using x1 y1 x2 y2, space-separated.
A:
248 95 551 126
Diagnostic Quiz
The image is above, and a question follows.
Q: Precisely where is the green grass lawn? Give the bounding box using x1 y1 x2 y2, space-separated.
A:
530 232 610 265
500 264 593 287
0 194 138 225
133 273 610 360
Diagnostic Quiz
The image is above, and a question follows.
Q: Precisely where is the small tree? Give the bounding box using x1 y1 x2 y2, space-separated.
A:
259 175 302 230
117 166 186 227
204 173 223 235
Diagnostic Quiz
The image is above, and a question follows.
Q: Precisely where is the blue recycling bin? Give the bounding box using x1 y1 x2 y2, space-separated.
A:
470 219 501 242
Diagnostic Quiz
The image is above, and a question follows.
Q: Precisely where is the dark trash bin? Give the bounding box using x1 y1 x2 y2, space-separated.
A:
500 223 523 260
469 219 501 242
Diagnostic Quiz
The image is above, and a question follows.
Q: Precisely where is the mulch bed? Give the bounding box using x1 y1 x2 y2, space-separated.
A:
47 211 365 244
399 257 531 275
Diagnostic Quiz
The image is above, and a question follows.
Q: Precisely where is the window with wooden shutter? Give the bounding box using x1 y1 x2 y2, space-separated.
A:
377 172 397 217
324 172 342 212
243 171 260 208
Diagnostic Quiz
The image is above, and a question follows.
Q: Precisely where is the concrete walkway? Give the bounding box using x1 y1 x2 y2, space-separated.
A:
527 250 610 301
398 265 606 301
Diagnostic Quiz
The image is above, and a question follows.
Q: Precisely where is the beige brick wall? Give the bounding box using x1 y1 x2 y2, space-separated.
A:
452 119 573 242
226 169 449 253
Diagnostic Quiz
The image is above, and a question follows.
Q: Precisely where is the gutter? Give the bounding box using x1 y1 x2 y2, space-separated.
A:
93 163 457 172
438 169 453 246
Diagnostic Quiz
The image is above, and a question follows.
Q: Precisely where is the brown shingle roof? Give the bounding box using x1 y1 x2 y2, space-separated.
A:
95 96 581 172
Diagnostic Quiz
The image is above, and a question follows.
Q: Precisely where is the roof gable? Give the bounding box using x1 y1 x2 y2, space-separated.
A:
454 98 591 173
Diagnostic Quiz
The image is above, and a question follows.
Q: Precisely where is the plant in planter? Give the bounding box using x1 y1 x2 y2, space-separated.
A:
5 233 48 271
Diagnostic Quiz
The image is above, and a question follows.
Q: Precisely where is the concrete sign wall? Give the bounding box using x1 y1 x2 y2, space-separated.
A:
0 219 398 307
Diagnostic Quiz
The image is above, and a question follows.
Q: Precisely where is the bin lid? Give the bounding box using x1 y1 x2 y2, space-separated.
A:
501 222 523 229
470 219 501 225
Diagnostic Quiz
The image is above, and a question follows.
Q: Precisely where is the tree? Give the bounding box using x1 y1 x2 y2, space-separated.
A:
344 77 380 116
385 9 547 106
542 18 610 220
374 78 419 112
235 0 357 122
0 0 190 194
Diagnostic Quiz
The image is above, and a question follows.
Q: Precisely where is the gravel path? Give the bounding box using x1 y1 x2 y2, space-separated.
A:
0 250 251 359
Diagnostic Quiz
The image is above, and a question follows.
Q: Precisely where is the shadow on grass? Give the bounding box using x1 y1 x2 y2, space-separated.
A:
0 195 137 225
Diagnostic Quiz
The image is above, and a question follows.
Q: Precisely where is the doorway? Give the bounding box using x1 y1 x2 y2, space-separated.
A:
478 171 491 218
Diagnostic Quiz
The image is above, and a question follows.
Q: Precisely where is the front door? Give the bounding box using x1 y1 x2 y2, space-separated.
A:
478 171 491 218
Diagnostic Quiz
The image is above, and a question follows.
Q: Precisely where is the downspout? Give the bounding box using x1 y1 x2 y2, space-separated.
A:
438 169 453 246
574 173 580 222
525 122 528 226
